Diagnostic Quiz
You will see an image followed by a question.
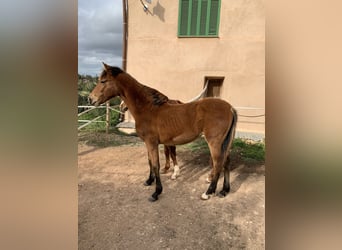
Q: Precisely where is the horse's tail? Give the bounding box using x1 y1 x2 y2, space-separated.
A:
222 107 238 160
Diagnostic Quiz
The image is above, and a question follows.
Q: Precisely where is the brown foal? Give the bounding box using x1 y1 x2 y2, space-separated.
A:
89 63 237 202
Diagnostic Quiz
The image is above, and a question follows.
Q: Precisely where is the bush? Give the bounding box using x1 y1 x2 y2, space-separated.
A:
78 74 121 131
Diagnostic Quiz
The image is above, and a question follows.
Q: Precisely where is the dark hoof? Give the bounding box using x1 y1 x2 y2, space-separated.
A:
144 179 154 186
148 195 158 202
218 190 228 198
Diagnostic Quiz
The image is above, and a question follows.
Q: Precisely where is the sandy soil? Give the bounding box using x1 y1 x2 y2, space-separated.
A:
78 136 265 249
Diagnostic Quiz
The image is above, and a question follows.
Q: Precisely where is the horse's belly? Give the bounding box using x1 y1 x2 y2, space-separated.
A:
161 132 199 146
157 110 201 145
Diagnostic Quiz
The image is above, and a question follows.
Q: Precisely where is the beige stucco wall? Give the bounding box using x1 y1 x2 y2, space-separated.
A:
126 0 265 134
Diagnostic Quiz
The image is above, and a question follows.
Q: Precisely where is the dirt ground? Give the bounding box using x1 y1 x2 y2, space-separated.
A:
78 134 265 250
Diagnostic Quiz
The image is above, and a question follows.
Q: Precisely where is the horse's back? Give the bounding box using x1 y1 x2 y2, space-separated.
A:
154 98 233 145
158 98 232 125
196 98 233 118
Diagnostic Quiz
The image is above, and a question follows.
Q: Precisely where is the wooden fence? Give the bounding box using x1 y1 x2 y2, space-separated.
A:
78 102 123 133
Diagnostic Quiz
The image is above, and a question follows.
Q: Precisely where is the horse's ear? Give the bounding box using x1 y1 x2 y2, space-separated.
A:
102 62 110 71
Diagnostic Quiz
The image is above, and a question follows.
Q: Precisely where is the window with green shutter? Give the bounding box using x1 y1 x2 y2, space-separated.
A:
178 0 221 37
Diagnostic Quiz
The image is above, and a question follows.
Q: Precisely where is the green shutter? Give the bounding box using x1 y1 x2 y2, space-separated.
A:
190 0 199 35
199 0 208 35
178 0 220 37
179 0 190 36
208 0 220 35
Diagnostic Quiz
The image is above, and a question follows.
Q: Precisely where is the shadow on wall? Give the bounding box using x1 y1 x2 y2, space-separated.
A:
153 0 165 22
143 0 165 22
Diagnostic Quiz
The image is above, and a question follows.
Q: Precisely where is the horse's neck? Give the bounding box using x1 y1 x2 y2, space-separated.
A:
118 75 148 119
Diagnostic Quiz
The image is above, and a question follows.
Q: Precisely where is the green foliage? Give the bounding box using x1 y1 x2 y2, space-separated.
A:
183 136 265 165
78 74 97 106
78 74 121 131
78 108 121 132
231 138 265 165
183 137 210 153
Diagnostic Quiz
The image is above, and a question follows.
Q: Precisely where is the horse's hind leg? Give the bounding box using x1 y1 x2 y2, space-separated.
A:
201 145 224 200
219 157 231 197
170 145 178 166
162 145 171 174
170 146 180 180
206 157 214 183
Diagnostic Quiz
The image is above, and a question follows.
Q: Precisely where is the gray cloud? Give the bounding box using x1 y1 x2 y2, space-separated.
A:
78 0 123 76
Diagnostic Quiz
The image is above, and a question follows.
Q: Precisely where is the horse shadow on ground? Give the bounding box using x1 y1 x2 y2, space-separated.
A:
172 150 265 194
78 147 101 156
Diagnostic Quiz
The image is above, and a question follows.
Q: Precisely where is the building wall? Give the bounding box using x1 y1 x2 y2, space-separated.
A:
126 0 265 134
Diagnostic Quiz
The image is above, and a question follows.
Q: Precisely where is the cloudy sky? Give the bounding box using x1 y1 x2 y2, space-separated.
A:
78 0 123 76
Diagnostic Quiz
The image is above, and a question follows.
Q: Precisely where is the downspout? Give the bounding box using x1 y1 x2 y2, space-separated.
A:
117 0 135 134
122 0 128 71
108 0 128 133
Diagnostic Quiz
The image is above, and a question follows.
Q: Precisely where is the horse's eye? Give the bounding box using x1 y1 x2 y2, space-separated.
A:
101 80 107 84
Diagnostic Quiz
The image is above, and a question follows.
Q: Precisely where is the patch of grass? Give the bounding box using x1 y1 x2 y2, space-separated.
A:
182 136 265 165
78 129 143 148
182 137 210 153
78 130 265 166
231 138 265 165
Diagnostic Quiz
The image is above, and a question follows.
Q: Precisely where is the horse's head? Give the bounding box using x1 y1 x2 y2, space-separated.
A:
88 62 123 106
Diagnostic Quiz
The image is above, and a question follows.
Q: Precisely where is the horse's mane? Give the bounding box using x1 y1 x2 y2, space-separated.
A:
141 85 169 106
105 66 169 107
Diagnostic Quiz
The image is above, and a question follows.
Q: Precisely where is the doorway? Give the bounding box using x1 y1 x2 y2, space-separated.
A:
204 77 224 97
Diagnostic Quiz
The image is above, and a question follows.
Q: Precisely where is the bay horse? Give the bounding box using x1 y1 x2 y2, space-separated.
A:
120 99 182 179
89 63 237 202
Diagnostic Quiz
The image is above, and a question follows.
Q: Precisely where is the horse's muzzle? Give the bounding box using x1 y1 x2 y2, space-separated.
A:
88 93 98 106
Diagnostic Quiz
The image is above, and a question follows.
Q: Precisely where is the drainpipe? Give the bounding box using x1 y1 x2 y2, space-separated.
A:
107 0 128 133
122 0 128 71
118 0 132 132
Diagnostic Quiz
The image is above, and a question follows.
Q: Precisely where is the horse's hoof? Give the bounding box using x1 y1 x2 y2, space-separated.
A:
201 193 210 200
218 191 227 198
148 197 157 202
171 165 180 180
144 181 152 186
219 188 230 198
148 195 158 202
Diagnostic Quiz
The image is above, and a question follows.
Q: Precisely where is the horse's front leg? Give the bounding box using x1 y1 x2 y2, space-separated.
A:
146 142 163 202
144 155 155 186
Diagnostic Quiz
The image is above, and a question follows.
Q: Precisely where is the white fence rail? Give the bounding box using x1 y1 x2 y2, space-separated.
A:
78 103 265 132
78 104 123 132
